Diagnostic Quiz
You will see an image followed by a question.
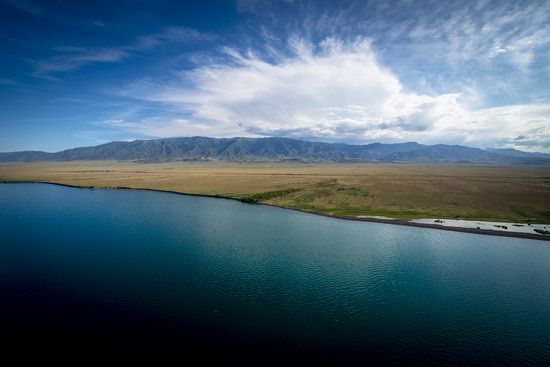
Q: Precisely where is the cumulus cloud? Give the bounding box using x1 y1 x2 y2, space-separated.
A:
118 38 445 135
111 36 549 152
234 0 550 102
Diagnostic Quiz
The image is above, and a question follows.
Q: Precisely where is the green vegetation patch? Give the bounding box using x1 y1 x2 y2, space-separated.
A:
336 186 370 197
240 188 302 203
315 179 338 188
534 229 550 235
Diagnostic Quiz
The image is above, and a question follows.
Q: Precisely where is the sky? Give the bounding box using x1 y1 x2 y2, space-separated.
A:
0 0 549 152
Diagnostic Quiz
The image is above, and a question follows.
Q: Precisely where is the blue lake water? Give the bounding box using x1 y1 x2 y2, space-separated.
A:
1 183 549 364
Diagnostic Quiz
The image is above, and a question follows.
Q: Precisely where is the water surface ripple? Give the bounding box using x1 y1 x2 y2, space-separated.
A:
1 183 549 364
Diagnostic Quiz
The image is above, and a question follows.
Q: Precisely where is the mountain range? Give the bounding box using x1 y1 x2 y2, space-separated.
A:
1 137 549 164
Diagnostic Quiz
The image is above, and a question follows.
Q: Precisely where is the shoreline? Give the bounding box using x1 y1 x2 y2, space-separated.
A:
2 180 549 242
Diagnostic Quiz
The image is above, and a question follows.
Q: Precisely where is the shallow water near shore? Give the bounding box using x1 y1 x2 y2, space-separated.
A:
1 183 550 364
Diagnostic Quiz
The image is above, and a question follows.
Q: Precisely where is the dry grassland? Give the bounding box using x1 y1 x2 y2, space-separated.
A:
1 161 549 222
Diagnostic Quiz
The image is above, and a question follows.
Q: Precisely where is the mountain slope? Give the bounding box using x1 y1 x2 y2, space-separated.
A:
486 148 550 159
1 137 549 164
383 145 503 162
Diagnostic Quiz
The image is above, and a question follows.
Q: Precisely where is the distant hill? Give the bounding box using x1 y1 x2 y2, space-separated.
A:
486 148 550 159
1 137 549 164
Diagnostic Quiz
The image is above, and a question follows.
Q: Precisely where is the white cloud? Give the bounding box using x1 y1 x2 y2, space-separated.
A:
392 1 550 73
111 37 550 152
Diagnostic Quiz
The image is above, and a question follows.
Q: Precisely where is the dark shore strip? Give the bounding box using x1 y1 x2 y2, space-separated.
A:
2 180 549 242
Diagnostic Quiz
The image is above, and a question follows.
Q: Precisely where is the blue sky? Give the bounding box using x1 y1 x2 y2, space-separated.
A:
1 0 549 152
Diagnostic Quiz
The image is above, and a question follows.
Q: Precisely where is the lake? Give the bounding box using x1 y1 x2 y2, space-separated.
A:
1 183 549 364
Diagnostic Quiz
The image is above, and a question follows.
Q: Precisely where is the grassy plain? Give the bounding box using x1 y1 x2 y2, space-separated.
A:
1 161 550 223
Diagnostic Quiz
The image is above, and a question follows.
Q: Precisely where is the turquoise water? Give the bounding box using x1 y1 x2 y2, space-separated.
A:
1 183 549 364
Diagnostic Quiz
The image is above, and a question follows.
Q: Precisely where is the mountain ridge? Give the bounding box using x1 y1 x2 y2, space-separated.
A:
485 148 550 159
1 136 549 164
